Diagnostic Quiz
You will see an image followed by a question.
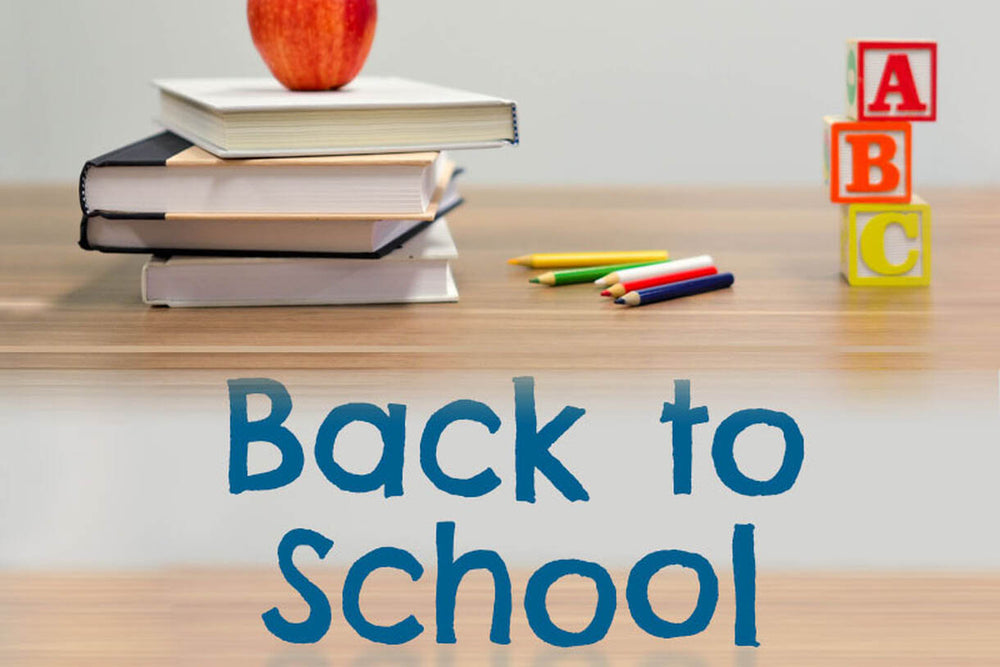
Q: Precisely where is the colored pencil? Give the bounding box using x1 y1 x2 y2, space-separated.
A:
595 255 713 287
601 266 719 297
530 261 665 286
508 251 669 269
615 272 734 307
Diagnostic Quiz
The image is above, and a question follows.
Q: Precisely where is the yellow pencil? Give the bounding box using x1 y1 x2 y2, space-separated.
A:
507 251 669 269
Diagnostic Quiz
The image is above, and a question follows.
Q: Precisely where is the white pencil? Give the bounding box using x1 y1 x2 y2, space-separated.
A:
594 255 715 287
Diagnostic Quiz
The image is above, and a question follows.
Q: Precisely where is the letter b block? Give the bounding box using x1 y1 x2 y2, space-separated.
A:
825 116 911 204
847 40 937 122
840 198 931 286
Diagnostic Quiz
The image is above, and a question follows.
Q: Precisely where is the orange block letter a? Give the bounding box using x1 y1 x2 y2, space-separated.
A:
845 134 899 193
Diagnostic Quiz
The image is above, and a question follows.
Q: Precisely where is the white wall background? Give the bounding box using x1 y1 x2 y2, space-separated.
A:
1 0 998 185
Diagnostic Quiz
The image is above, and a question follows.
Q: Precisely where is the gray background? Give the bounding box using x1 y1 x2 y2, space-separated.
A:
1 0 997 184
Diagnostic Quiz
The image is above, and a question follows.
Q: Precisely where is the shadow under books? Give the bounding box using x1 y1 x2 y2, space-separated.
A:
57 256 146 307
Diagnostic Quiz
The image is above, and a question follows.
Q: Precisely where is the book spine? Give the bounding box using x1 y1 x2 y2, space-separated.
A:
79 132 194 215
140 261 152 305
78 162 92 215
78 215 92 250
511 102 520 145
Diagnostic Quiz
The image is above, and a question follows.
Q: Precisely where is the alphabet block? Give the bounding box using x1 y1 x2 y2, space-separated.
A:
840 198 931 286
846 40 937 121
824 116 911 204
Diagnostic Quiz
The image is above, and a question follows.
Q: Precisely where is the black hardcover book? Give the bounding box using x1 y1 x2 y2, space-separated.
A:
79 132 456 221
78 132 464 259
78 196 464 260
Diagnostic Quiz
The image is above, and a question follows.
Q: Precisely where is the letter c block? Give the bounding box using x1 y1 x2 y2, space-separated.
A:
840 198 932 286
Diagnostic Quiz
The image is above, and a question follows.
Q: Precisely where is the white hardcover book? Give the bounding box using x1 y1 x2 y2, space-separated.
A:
142 219 459 308
154 76 519 158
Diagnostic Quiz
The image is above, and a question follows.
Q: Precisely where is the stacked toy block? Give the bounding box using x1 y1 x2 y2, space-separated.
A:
824 40 937 286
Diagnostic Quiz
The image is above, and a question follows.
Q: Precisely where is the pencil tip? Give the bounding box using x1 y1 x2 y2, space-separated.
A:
600 290 611 297
614 298 625 305
507 258 520 266
529 277 539 284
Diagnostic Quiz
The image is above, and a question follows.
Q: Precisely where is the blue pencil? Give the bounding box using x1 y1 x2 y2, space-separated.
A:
614 272 734 307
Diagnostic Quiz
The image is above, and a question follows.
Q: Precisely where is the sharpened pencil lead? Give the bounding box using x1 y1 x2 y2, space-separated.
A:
600 290 611 297
614 298 626 305
529 277 540 284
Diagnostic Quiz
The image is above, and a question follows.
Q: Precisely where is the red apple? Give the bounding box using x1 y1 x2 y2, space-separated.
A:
248 0 377 91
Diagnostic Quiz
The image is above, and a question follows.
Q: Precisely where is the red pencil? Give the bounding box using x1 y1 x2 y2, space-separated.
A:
601 266 718 298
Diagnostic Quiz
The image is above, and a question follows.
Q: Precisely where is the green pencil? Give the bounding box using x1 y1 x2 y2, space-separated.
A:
529 261 667 286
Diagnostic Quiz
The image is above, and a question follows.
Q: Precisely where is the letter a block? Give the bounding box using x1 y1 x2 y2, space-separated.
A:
825 116 911 203
847 40 937 122
840 198 931 286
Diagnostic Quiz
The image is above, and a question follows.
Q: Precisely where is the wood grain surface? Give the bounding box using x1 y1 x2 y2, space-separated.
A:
0 570 997 665
3 185 1000 371
2 186 999 663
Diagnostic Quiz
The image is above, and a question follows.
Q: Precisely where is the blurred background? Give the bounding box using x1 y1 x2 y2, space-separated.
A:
2 1 999 573
1 0 998 185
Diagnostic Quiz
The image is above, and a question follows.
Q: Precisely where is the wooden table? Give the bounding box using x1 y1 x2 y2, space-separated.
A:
4 185 1000 371
1 186 999 664
1 570 998 666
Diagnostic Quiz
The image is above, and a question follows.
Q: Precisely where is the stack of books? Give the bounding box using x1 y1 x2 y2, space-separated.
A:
78 77 518 306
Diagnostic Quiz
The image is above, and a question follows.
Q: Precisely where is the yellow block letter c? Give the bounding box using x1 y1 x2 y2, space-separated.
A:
859 212 920 276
